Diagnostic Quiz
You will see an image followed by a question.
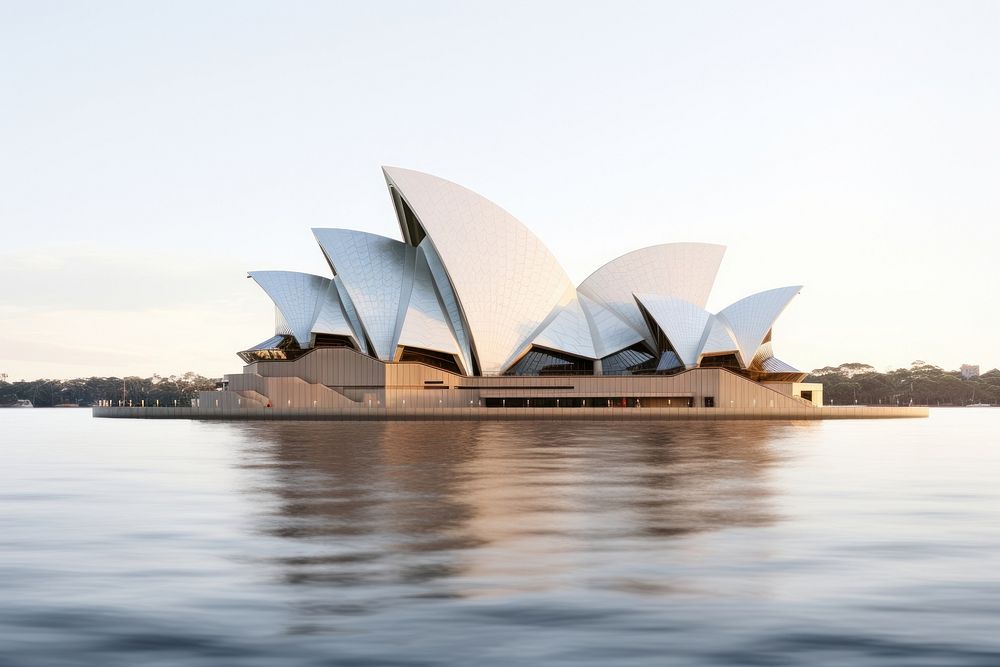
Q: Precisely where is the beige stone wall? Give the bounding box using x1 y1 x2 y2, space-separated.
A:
203 348 824 416
761 381 824 407
794 382 824 406
248 348 387 386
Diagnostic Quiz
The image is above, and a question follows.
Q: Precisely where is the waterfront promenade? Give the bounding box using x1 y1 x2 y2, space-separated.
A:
93 405 928 421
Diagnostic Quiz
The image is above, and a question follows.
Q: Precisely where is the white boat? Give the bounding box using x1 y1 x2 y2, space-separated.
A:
967 403 993 408
1 399 34 408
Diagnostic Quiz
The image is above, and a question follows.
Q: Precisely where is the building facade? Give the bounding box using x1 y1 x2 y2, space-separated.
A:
961 364 980 379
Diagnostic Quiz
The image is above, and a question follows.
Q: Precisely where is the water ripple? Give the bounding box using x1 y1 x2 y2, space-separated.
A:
2 409 1000 665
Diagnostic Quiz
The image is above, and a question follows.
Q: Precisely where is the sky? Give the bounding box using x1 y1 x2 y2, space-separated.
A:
1 1 999 380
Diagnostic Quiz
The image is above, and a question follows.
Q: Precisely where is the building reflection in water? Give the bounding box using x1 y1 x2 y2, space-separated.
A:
230 420 812 626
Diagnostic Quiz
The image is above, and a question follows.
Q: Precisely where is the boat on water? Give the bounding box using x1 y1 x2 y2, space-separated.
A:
1 399 34 408
966 403 993 408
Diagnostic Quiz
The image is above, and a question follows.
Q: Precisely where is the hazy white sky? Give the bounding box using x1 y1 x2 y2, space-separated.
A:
2 1 998 380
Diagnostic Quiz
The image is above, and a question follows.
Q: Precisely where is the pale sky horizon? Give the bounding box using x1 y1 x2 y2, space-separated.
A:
2 1 999 381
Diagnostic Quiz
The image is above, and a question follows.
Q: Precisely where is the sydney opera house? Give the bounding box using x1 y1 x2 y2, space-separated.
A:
97 167 927 419
205 165 826 415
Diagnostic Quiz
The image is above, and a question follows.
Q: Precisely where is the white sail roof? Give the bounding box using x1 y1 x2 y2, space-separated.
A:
633 293 712 368
311 280 361 348
418 240 476 375
698 315 740 360
274 309 293 337
397 245 462 363
331 275 370 355
383 166 576 374
578 293 645 359
578 243 725 348
243 168 807 379
760 356 801 373
313 229 413 361
248 271 329 348
531 297 598 359
717 286 802 367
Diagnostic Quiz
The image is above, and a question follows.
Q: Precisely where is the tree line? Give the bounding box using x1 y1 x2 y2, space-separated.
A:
2 362 998 407
0 373 218 407
806 361 1000 406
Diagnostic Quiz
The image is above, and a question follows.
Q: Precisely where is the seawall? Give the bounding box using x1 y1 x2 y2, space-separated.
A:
92 405 928 421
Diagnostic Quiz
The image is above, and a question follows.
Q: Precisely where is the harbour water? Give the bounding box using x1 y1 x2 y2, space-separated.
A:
2 409 999 666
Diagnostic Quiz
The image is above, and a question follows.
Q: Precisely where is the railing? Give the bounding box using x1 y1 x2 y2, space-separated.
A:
93 399 192 407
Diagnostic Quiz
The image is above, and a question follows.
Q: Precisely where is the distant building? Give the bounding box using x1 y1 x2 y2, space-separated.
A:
961 364 980 379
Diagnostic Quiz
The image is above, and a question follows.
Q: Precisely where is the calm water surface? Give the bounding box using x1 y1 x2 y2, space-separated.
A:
2 410 999 666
